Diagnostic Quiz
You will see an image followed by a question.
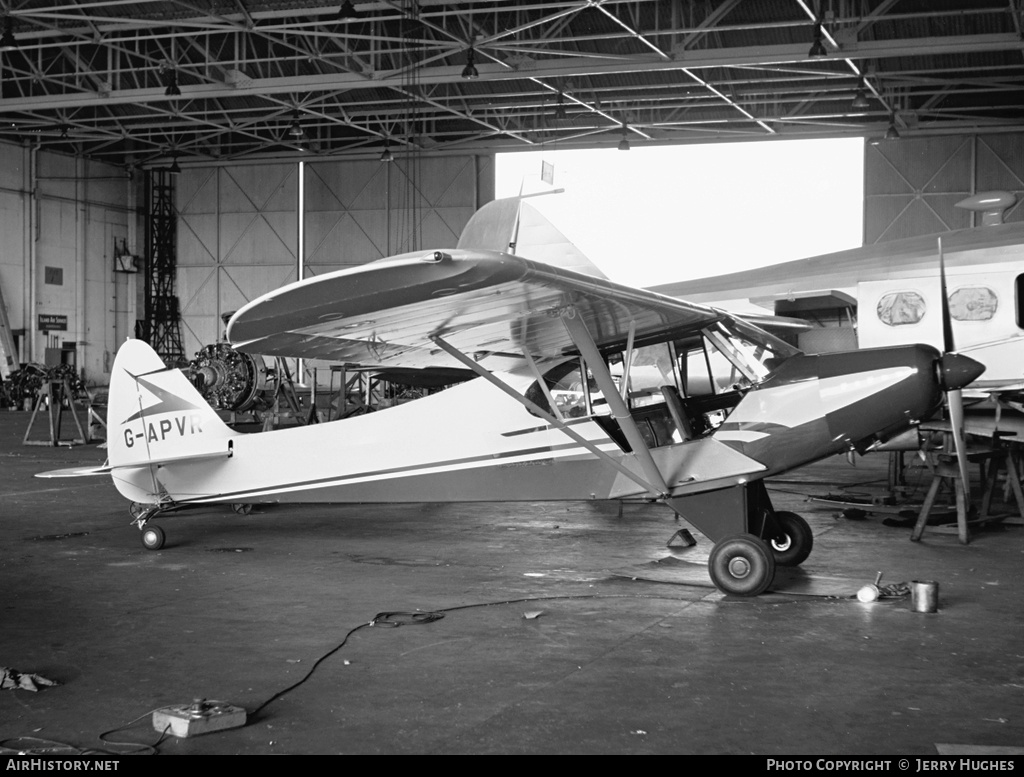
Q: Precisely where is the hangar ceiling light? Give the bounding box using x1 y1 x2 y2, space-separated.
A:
334 2 359 22
618 125 630 152
163 69 181 98
808 21 827 57
851 80 871 110
461 48 479 80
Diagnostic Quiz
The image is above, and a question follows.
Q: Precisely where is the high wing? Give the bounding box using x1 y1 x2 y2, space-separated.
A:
226 249 724 367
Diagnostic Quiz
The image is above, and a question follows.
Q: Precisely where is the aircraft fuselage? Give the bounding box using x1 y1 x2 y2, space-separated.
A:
106 342 963 513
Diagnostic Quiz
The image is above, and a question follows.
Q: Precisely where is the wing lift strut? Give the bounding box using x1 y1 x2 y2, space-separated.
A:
433 307 787 598
431 305 673 502
430 332 661 498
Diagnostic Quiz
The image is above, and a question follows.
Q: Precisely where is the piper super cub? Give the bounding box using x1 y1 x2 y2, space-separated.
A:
38 197 984 596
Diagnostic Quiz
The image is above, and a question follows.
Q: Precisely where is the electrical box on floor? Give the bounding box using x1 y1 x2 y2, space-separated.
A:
153 699 247 738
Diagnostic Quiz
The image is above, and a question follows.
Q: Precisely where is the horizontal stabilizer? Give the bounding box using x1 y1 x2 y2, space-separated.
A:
36 464 113 479
36 446 235 479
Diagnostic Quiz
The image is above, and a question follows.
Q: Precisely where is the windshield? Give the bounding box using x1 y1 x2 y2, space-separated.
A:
702 316 800 387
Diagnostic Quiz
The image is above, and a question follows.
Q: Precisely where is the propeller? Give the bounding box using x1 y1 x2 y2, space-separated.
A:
936 236 982 499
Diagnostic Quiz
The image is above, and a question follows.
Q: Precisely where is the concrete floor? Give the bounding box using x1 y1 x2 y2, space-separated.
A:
1 410 1022 755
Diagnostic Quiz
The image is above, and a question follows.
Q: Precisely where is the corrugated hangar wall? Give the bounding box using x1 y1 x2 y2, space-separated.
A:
0 142 138 383
865 133 1024 242
2 135 1023 386
175 154 493 357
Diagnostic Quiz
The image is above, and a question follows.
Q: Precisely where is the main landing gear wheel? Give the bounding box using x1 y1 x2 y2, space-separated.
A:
708 534 776 596
769 511 814 567
141 525 166 551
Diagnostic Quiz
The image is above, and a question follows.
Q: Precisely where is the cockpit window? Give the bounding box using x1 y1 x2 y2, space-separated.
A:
524 359 588 419
523 316 795 425
626 343 679 407
701 317 798 387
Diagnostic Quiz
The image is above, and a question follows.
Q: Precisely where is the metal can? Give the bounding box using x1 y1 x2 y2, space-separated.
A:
911 580 939 613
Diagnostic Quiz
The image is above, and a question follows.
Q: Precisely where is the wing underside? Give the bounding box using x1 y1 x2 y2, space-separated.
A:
226 250 722 367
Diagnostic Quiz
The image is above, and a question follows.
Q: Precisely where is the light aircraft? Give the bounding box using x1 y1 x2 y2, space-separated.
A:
37 197 984 596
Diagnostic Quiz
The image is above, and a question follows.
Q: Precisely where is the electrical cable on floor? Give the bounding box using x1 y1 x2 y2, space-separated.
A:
95 712 172 755
1 722 169 757
249 598 612 716
248 611 440 717
1 589 861 756
247 588 842 720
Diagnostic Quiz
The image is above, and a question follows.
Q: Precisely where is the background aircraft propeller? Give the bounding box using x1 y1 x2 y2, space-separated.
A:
936 236 977 499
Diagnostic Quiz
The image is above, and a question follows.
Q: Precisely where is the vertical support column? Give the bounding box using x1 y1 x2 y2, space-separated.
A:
27 145 38 363
75 156 87 377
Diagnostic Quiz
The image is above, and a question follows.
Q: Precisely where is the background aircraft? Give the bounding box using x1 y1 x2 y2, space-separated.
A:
650 191 1023 407
38 198 983 596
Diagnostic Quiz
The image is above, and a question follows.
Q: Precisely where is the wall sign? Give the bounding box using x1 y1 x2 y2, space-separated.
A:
38 314 68 332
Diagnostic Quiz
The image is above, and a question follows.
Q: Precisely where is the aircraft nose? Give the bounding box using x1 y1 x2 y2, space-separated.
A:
939 352 985 391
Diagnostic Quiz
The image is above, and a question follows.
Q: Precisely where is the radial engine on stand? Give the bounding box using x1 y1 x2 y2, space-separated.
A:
186 342 274 414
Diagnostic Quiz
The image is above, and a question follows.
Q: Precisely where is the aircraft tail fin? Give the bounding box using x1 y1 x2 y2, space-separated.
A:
458 196 608 279
107 339 235 472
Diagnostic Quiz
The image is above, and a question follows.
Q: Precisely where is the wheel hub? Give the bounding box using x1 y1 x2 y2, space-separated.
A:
727 556 751 579
771 534 792 552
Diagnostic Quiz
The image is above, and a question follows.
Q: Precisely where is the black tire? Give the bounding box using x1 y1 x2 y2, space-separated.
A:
708 534 776 596
769 511 814 567
231 503 253 515
141 525 166 551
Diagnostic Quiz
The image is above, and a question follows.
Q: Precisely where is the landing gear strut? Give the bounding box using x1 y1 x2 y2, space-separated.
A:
667 481 814 596
130 501 170 551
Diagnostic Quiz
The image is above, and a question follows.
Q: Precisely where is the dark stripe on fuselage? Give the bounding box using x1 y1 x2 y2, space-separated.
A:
174 437 617 504
501 417 596 437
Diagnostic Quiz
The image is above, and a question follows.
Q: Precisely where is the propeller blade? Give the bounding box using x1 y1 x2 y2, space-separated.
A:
938 237 974 506
938 236 955 354
947 387 971 505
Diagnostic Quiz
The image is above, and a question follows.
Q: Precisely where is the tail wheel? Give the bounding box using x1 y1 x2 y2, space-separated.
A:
141 525 166 551
769 511 813 567
708 534 776 596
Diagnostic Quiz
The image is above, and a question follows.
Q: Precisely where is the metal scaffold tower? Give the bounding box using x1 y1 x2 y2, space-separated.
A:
142 169 184 365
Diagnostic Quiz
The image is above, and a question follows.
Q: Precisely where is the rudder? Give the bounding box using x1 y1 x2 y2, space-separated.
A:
107 339 235 472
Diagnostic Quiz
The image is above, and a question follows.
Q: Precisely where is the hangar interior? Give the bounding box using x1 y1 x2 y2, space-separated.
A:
2 0 1024 757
